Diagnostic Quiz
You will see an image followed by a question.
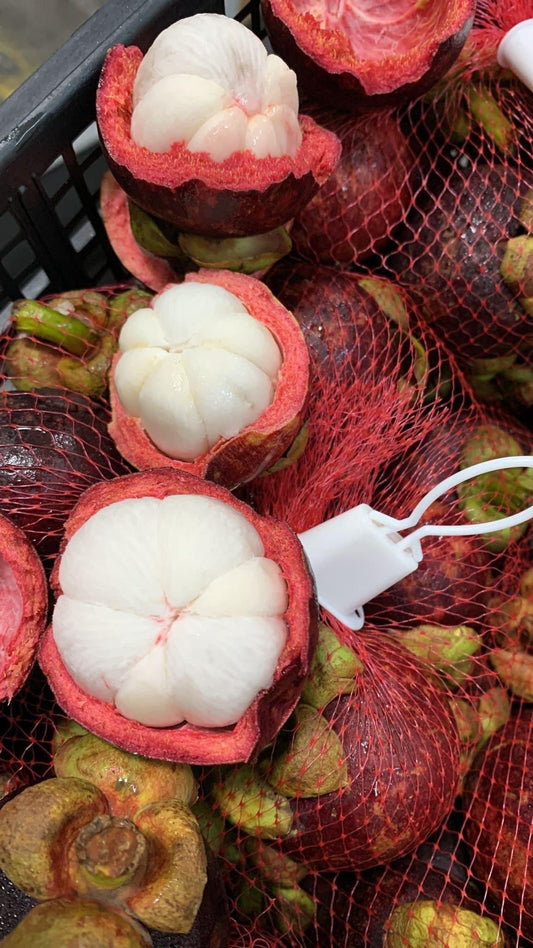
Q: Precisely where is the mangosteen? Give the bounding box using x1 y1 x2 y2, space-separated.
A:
290 107 418 267
0 778 229 946
261 0 475 111
0 513 47 701
0 389 133 568
0 896 153 947
100 175 293 292
366 407 533 628
3 287 151 398
107 270 310 489
39 467 317 765
463 707 533 940
212 627 461 872
97 14 340 239
386 163 533 371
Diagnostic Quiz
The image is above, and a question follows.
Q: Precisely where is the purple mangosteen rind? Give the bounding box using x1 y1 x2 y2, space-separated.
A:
96 44 341 239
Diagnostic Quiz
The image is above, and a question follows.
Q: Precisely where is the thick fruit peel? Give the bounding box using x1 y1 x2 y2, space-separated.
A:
96 44 340 238
0 514 48 702
39 468 318 765
108 269 310 490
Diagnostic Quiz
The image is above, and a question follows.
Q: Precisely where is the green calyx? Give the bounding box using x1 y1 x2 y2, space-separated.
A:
398 624 481 690
12 299 100 356
211 765 294 839
489 647 533 701
477 687 511 746
247 839 307 887
268 704 349 798
457 425 533 552
6 289 151 397
129 202 189 266
262 421 309 475
271 884 316 938
384 900 506 947
179 227 292 274
500 235 533 297
1 897 152 948
301 622 362 708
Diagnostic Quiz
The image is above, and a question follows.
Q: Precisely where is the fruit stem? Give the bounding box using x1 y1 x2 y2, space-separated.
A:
76 815 147 891
13 300 100 357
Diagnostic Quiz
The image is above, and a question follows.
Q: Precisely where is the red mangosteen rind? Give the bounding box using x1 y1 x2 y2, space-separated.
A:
261 0 475 112
96 45 341 238
100 172 180 293
39 468 318 766
108 269 310 489
0 515 48 702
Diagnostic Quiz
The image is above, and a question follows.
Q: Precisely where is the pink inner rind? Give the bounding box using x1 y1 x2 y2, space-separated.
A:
0 514 48 702
96 44 341 236
108 268 310 489
262 0 474 102
97 45 339 192
39 469 317 765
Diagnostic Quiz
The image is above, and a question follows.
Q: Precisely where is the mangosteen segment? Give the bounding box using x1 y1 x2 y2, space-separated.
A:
130 15 302 162
53 492 288 730
114 280 282 462
108 269 310 490
40 468 317 765
96 39 341 238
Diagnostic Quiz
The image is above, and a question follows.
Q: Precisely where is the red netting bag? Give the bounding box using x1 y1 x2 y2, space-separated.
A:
0 285 151 570
288 1 533 421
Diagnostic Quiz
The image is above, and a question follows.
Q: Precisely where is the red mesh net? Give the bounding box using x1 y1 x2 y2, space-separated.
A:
1 2 533 944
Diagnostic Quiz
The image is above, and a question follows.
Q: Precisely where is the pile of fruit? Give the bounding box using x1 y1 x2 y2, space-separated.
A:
0 2 532 945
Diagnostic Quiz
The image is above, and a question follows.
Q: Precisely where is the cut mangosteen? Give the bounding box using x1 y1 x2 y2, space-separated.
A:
108 269 310 489
0 514 47 702
39 468 317 765
261 0 475 111
96 14 341 238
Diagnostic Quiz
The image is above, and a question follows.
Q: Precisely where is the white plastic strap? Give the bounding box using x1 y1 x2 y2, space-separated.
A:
298 456 533 632
497 19 533 93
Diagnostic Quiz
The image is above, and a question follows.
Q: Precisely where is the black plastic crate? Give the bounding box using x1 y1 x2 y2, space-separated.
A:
0 0 263 321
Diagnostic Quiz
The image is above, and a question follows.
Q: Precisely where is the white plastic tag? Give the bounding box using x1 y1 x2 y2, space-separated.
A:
497 19 533 93
298 456 533 631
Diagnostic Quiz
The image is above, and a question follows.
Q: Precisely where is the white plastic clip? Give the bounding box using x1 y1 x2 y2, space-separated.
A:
298 456 533 631
497 19 533 92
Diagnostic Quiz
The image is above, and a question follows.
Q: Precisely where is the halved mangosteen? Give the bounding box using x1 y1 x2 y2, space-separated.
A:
96 14 340 238
39 468 317 765
261 0 476 111
0 514 48 702
108 269 310 489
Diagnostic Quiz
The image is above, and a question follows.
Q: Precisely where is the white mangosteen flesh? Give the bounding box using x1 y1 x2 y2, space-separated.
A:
52 494 288 729
130 13 302 160
0 558 23 674
114 281 283 461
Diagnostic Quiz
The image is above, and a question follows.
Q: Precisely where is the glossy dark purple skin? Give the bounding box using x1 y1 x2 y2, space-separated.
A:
0 389 132 566
464 709 533 941
275 634 461 872
386 164 533 363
